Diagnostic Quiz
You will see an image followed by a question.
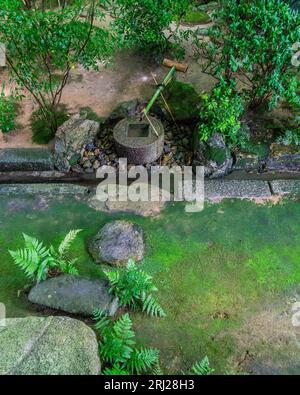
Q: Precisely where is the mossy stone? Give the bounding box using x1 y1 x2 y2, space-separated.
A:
208 147 227 165
182 10 211 25
159 80 200 122
0 316 100 375
240 140 269 160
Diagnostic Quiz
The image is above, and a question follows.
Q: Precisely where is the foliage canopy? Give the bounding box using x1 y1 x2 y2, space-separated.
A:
0 0 114 136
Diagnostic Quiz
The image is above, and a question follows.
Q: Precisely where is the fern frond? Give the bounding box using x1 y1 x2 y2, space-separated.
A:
104 259 165 317
103 364 130 375
126 347 160 375
152 360 164 375
9 248 37 279
113 313 135 341
126 258 136 270
58 229 82 256
142 294 166 317
104 269 120 288
100 313 135 365
93 308 111 332
191 356 214 375
65 265 79 275
23 234 49 257
9 233 50 281
10 231 82 282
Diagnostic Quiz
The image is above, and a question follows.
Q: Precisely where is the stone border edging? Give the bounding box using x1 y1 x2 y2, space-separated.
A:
0 148 54 172
204 180 272 201
0 183 91 196
269 180 300 196
0 180 300 201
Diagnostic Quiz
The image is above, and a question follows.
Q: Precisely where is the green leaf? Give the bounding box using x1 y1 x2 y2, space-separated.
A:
58 229 82 257
191 356 214 375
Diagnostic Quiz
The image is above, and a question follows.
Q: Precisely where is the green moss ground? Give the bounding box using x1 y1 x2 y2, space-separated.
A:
0 196 300 373
183 10 211 25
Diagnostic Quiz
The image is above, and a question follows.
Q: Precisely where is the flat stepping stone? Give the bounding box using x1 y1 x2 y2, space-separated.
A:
0 316 100 375
28 275 118 316
0 148 54 171
89 220 145 267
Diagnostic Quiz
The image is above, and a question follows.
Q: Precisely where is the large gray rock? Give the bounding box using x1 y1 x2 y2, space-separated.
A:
89 220 145 267
28 275 118 316
0 316 100 375
54 113 100 172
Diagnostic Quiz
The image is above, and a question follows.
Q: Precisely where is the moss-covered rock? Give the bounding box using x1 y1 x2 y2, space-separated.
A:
240 140 270 160
159 80 200 122
89 220 145 267
182 10 211 25
0 316 100 375
237 124 270 160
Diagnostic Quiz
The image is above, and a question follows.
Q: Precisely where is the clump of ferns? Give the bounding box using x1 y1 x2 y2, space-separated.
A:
93 310 163 375
9 230 82 282
103 259 166 318
93 310 214 376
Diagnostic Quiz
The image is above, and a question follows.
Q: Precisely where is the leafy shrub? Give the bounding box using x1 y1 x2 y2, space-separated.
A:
31 105 69 144
0 0 114 137
194 0 300 109
198 80 244 144
104 259 166 317
190 356 214 375
276 126 300 145
289 0 300 11
111 0 190 56
93 311 162 375
0 85 18 134
9 230 81 282
79 106 105 123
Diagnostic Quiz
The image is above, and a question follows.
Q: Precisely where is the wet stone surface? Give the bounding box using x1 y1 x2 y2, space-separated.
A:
0 148 54 172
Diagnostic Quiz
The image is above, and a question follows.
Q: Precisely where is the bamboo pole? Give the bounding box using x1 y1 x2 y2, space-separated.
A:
143 66 176 116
